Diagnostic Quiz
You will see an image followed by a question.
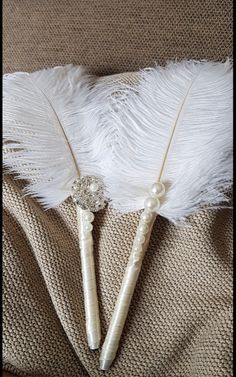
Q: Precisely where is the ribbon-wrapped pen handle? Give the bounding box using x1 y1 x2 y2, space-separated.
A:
100 182 165 369
77 206 101 350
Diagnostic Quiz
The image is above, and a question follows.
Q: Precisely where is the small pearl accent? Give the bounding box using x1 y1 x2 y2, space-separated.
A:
150 182 165 198
133 244 142 253
83 211 95 222
89 182 99 192
140 211 153 223
137 223 148 235
135 234 145 244
144 197 160 212
84 223 93 232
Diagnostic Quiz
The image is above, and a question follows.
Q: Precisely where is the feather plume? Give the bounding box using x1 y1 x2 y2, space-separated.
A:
3 65 104 350
3 64 98 209
88 60 233 223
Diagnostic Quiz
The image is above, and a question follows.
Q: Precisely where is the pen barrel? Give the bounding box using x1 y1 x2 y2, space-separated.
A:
77 206 101 350
100 213 157 367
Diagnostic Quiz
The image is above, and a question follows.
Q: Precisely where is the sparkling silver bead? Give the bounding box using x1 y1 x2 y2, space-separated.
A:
71 176 107 212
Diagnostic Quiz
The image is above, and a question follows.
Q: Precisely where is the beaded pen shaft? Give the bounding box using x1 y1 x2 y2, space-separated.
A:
100 182 164 369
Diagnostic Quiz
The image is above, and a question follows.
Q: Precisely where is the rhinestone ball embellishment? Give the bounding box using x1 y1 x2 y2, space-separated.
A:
71 176 107 212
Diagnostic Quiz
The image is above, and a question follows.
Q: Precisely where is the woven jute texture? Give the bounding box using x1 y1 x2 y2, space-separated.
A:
3 1 233 376
3 0 232 75
3 175 233 377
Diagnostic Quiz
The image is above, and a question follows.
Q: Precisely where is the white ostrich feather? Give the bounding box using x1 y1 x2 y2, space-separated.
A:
87 60 233 223
3 64 99 209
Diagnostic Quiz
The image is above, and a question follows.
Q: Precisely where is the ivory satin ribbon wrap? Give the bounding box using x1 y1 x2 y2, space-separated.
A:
77 206 101 350
100 213 157 369
100 183 166 369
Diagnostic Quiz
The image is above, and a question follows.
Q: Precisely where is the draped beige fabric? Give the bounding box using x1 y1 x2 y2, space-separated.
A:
3 1 233 376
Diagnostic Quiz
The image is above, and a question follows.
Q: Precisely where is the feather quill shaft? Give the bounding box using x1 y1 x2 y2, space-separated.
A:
37 86 81 176
157 72 198 182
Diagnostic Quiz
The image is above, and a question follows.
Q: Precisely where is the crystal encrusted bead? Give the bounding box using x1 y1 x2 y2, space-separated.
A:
71 176 107 212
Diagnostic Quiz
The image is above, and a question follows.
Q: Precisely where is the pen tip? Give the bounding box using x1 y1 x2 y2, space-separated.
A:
100 359 113 370
89 341 100 351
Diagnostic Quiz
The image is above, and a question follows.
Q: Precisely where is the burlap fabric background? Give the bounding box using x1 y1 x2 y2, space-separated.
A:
3 1 233 377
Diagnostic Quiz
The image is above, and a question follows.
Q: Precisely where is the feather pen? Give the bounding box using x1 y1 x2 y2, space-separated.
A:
3 65 107 350
86 60 233 369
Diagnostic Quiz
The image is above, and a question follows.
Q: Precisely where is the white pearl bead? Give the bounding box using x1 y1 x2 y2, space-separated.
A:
89 182 99 192
133 244 142 253
144 197 160 212
135 234 145 244
84 223 93 232
150 182 165 198
83 211 95 222
137 223 148 235
140 211 153 223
